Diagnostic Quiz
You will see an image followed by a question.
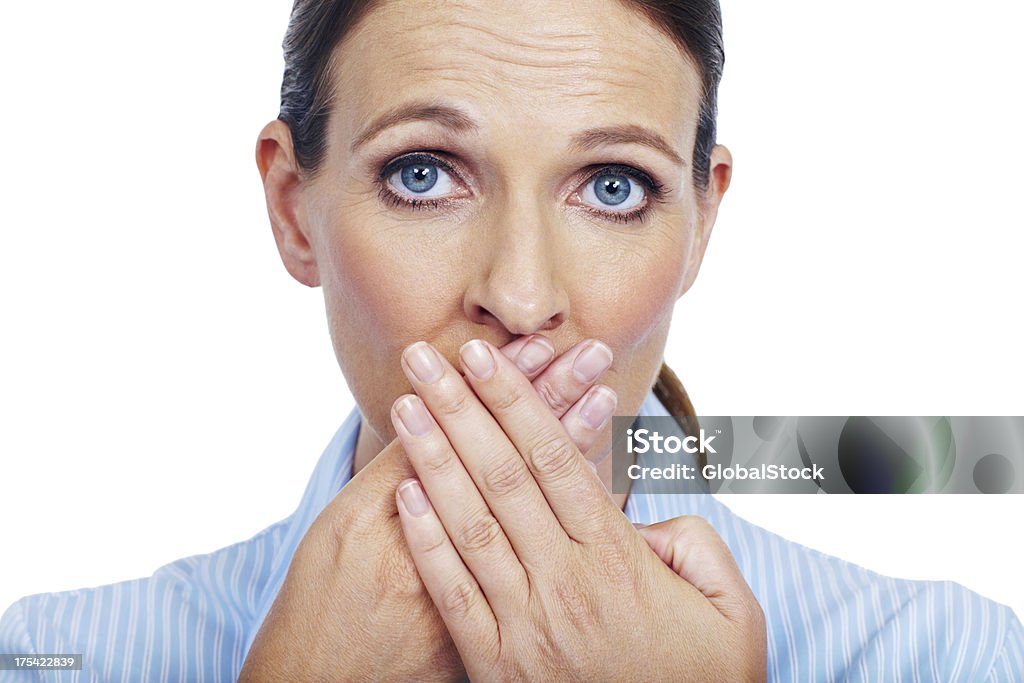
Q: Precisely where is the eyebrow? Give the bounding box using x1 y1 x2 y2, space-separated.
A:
350 100 685 167
569 125 685 167
350 101 478 153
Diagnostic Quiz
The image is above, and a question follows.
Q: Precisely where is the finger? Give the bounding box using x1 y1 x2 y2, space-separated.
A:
395 479 499 655
391 394 528 612
400 341 565 564
497 333 556 380
504 337 616 456
328 334 555 518
457 338 623 544
637 515 757 624
528 339 613 418
559 383 618 458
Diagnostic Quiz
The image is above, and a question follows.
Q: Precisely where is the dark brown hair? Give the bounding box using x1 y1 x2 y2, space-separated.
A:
278 0 723 423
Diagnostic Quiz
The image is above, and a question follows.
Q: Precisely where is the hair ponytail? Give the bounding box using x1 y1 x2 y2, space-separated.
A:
652 362 694 418
652 362 706 471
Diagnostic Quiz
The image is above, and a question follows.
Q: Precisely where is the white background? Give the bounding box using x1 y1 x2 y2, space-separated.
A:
1 1 1022 620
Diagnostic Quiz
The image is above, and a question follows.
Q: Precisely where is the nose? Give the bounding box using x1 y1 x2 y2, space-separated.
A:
463 199 570 337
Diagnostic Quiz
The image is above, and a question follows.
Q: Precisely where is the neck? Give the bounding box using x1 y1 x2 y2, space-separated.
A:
353 418 386 476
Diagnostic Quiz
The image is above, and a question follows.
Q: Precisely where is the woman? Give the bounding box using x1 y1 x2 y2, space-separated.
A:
2 0 1021 681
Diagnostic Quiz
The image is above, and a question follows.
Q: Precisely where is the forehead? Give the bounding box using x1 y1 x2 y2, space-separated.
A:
330 0 703 154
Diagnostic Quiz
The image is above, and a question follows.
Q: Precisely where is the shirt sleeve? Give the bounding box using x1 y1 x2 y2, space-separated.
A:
0 599 42 683
986 609 1024 683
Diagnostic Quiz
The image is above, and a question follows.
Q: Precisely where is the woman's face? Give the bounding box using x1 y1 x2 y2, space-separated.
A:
263 0 730 463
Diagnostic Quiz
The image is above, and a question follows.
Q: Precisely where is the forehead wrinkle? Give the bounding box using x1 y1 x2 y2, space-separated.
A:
446 14 598 49
378 65 696 159
348 0 693 89
334 0 703 160
403 50 674 101
376 2 667 74
361 0 689 73
385 28 604 81
444 19 601 67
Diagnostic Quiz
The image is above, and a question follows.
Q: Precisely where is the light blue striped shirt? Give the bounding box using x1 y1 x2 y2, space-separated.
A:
3 391 1022 681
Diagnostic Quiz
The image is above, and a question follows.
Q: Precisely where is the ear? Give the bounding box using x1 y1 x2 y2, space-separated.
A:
678 144 732 298
256 120 320 287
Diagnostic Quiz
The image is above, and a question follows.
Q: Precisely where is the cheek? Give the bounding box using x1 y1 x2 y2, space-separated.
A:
325 236 433 347
601 260 682 344
571 225 691 412
575 230 689 352
317 219 464 421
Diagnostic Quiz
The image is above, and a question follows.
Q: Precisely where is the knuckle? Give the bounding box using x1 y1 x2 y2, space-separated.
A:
457 514 502 554
669 514 717 543
681 514 715 533
729 583 767 634
325 499 368 537
412 527 449 556
483 458 531 497
433 390 471 420
529 435 578 479
552 574 599 630
421 446 456 476
534 380 572 415
595 540 641 590
440 579 478 619
489 384 529 413
320 506 377 567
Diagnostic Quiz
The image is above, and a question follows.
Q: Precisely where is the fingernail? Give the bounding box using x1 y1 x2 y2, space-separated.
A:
580 386 617 430
404 342 443 383
514 336 555 374
395 395 433 436
398 479 430 517
572 341 613 383
460 340 495 380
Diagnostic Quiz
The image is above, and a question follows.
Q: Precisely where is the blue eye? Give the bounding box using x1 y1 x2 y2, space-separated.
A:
581 171 645 211
400 164 437 192
388 159 455 199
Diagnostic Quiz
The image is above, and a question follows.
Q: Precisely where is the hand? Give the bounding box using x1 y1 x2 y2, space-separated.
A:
238 335 618 682
392 339 767 682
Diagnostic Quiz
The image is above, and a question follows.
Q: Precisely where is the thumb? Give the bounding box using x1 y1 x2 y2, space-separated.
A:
637 515 755 623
